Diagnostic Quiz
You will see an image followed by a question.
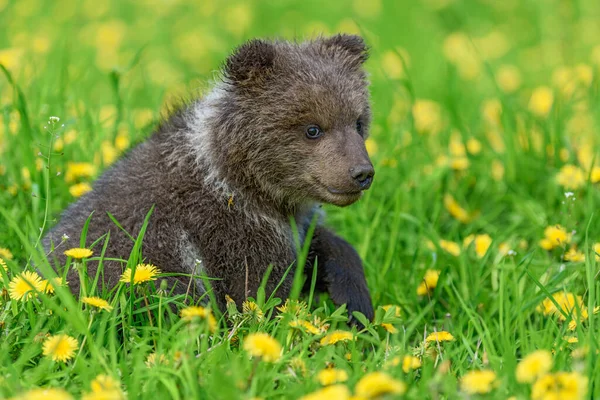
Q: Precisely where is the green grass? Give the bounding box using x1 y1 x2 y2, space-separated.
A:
1 0 600 398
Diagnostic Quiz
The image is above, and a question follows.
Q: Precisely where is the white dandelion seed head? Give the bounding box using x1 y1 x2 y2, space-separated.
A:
49 116 60 123
564 192 574 198
507 249 517 256
61 234 70 241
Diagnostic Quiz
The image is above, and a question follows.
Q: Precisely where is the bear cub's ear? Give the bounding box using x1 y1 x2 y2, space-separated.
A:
224 39 276 87
320 34 369 65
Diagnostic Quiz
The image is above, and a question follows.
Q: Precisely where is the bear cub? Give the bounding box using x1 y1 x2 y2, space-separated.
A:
44 34 375 321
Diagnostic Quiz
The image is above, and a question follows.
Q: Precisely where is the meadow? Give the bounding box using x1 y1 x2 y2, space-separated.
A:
1 0 600 398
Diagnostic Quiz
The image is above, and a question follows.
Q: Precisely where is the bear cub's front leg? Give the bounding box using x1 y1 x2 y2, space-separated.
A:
307 226 374 323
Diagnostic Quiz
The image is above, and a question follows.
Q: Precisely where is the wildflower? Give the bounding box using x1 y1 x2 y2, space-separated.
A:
69 182 93 197
591 167 600 184
464 234 493 258
145 352 169 367
0 247 13 260
180 306 217 332
65 162 96 183
277 299 309 317
289 357 307 376
402 355 422 373
0 258 7 272
412 100 444 134
317 368 349 386
381 323 398 334
537 292 587 321
299 384 350 400
439 239 461 256
539 225 571 250
11 388 74 400
531 372 588 400
9 271 44 301
425 331 455 343
594 243 600 261
82 374 125 400
381 305 401 317
443 194 472 223
495 64 522 93
417 269 440 296
556 165 586 190
563 336 578 344
529 86 554 117
82 296 113 311
320 330 354 346
242 300 264 322
243 332 282 362
64 248 93 259
516 350 553 383
460 370 497 395
355 372 406 398
491 160 505 181
41 277 66 294
564 247 585 262
42 334 78 362
289 319 321 335
466 138 482 155
120 263 160 284
381 50 405 80
365 137 378 156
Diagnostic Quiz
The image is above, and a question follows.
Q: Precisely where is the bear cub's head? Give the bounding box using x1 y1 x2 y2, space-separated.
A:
211 34 374 208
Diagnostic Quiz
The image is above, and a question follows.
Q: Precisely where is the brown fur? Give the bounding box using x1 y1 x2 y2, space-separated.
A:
43 35 375 320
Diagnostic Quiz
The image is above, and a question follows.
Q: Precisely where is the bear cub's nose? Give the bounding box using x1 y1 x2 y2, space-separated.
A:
350 165 375 190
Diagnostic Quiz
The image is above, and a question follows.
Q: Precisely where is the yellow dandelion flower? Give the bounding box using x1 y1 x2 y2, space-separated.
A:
180 306 217 332
563 336 578 344
145 352 169 367
64 248 93 259
516 350 553 383
381 50 405 80
531 372 588 400
591 167 600 184
539 225 571 250
0 258 7 272
425 331 455 343
556 165 586 190
82 296 113 311
9 271 44 301
120 263 160 284
417 269 440 296
402 355 422 373
65 162 96 183
495 64 522 93
564 247 585 262
41 277 66 294
443 194 472 223
0 247 14 260
82 374 125 400
355 372 406 398
464 234 492 258
317 368 349 386
381 305 401 317
460 370 497 395
320 330 354 346
42 334 78 362
537 292 587 321
299 384 351 400
381 323 398 334
243 332 282 362
69 182 93 198
242 300 264 322
491 159 505 181
412 99 444 135
529 86 554 117
466 138 482 155
11 388 74 400
439 239 461 256
289 319 321 335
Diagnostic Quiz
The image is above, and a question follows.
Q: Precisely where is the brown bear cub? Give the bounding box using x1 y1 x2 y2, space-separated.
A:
44 34 375 321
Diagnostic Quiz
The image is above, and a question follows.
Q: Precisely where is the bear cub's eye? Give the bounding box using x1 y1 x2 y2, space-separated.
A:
305 125 323 139
356 119 364 136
